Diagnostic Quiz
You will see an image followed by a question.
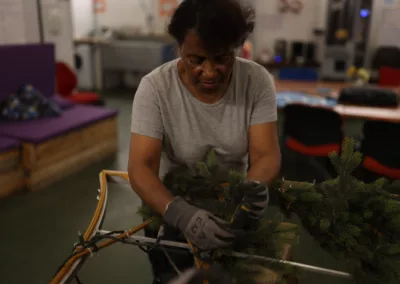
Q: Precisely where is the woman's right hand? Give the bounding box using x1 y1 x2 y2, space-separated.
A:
163 196 236 250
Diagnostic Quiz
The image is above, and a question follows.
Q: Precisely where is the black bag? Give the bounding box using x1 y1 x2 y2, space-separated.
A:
338 87 399 107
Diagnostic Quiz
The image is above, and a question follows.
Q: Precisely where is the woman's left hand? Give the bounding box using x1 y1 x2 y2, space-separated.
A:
233 180 269 219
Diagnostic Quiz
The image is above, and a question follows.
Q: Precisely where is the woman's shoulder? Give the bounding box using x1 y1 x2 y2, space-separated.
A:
142 59 180 89
234 57 275 90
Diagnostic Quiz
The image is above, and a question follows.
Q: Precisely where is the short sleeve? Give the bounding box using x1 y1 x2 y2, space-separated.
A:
250 68 277 126
131 77 164 140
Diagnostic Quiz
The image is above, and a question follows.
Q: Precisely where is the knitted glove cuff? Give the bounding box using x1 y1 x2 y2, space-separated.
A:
163 196 192 228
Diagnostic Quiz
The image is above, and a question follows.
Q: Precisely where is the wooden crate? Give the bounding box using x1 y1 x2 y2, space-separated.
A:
24 117 118 191
0 148 20 172
0 168 25 198
0 147 25 198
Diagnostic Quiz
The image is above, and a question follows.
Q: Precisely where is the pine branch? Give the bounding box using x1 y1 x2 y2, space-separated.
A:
277 138 400 283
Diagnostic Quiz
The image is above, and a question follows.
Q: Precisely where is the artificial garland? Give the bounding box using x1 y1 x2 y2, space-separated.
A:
138 149 300 284
138 138 400 283
275 138 400 284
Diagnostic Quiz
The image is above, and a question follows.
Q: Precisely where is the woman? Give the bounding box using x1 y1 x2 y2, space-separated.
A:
128 0 281 283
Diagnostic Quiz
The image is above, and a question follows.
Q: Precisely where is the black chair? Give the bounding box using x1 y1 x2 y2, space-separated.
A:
355 120 400 182
281 104 343 182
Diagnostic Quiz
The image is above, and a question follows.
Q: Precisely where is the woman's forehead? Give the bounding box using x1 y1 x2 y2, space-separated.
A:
182 30 235 56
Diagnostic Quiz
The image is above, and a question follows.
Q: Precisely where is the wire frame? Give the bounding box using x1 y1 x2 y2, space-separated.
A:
50 170 352 284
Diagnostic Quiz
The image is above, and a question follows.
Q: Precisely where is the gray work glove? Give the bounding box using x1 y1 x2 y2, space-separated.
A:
163 196 236 250
233 180 269 219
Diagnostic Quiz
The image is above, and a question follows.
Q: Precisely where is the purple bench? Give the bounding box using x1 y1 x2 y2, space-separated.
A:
0 44 119 192
0 44 55 102
51 94 75 110
0 105 118 144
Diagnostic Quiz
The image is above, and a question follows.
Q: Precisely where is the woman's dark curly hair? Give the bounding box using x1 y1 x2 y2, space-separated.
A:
167 0 255 52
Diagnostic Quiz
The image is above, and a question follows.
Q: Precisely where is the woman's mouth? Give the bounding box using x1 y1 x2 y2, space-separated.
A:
200 81 220 89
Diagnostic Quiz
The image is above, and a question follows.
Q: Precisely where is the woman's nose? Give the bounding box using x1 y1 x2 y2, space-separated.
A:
202 61 218 78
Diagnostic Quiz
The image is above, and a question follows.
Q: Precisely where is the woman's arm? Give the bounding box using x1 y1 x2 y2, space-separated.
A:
247 121 281 187
128 133 173 216
247 67 281 186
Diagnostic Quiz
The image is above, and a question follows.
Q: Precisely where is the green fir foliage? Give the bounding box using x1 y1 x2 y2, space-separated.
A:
138 148 299 283
277 137 400 283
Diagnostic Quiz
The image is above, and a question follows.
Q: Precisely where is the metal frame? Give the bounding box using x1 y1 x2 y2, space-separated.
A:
50 170 352 284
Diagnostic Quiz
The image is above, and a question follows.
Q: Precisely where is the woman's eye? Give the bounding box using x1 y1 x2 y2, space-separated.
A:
189 57 203 65
215 55 231 64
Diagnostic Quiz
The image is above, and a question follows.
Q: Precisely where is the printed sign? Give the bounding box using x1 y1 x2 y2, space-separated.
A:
159 0 178 16
94 0 106 13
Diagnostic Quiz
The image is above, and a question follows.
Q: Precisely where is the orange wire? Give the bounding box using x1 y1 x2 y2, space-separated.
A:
51 170 146 284
187 239 210 284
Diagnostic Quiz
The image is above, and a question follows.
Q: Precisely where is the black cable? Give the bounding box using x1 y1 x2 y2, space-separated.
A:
75 275 83 284
53 228 187 281
52 230 126 279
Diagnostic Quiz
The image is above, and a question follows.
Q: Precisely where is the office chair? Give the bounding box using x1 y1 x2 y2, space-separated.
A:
355 120 400 182
281 104 343 182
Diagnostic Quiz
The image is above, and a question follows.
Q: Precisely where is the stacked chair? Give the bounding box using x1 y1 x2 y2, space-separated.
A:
355 120 400 182
281 104 343 182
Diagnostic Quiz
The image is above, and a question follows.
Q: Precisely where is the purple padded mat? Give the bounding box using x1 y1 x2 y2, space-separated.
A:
0 136 21 152
0 44 55 102
0 105 118 144
50 94 75 110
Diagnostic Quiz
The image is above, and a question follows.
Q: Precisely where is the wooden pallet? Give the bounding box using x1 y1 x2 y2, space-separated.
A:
23 117 118 191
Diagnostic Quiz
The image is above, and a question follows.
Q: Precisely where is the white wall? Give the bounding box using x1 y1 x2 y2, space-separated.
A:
0 0 38 45
252 0 328 60
365 0 400 66
71 0 94 38
0 0 74 68
23 0 41 44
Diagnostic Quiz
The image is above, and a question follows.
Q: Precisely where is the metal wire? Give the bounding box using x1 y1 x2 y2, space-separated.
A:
98 230 352 279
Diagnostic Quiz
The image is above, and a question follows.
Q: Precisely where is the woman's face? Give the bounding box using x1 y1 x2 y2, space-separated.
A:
179 30 235 96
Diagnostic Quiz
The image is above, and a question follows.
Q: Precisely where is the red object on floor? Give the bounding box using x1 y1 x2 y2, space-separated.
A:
379 66 400 87
69 92 100 104
55 62 101 105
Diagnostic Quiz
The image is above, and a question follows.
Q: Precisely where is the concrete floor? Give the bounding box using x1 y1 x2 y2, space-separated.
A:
0 92 353 284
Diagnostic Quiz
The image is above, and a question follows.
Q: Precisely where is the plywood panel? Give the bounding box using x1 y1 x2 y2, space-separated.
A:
0 149 20 172
22 116 117 170
26 137 117 191
0 167 25 198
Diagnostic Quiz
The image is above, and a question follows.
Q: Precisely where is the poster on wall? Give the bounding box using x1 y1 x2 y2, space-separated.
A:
0 0 26 44
94 0 106 14
159 0 178 17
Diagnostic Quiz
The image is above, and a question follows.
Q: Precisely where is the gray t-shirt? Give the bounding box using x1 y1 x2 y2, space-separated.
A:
131 57 277 180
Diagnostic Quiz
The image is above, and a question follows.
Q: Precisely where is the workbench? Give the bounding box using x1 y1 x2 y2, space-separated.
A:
74 35 178 90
